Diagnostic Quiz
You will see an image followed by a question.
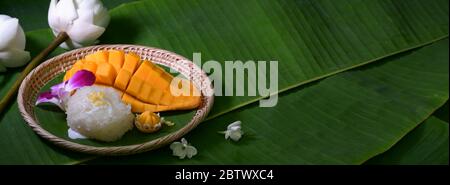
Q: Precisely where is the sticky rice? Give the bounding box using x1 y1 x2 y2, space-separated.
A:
66 85 134 142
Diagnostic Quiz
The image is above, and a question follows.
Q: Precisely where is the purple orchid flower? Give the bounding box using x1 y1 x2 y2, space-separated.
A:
36 70 96 111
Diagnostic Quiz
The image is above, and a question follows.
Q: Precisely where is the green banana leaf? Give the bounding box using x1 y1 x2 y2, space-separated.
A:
84 39 449 164
101 0 448 118
366 116 449 165
432 101 449 123
366 103 449 164
0 0 448 164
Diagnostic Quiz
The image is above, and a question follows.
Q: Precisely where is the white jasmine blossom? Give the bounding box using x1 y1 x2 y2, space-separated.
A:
221 121 243 141
48 0 110 49
170 138 197 159
0 15 31 72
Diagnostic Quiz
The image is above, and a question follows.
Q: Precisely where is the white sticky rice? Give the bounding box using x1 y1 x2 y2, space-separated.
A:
66 85 134 142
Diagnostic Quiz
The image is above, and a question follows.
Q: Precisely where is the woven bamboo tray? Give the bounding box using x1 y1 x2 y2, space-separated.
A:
17 45 214 156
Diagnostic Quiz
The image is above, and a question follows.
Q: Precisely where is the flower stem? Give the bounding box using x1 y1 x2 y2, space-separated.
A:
0 32 69 114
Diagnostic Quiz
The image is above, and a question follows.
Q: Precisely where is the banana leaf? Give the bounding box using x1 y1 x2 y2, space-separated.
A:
83 39 448 164
101 0 448 118
432 101 449 123
366 104 449 164
366 116 449 165
0 0 448 164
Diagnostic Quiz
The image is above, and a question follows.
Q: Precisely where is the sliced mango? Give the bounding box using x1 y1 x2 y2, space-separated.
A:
126 75 144 96
85 50 108 65
134 60 152 80
65 61 86 81
148 86 164 105
114 69 132 91
96 63 115 85
137 83 152 102
64 50 202 113
122 93 145 112
123 53 140 73
82 61 97 74
108 50 124 73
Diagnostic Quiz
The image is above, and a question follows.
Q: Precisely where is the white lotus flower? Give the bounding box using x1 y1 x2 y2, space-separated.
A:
170 138 197 159
0 15 31 72
222 121 243 141
48 0 110 49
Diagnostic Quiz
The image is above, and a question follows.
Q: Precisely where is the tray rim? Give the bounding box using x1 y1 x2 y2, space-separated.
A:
17 44 214 156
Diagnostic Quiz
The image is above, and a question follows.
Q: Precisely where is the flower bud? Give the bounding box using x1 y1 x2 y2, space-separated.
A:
0 15 31 72
48 0 110 49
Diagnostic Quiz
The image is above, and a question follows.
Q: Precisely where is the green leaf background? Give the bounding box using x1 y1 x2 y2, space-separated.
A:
0 0 448 164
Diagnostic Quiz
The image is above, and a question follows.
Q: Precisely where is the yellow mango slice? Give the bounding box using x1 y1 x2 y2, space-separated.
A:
137 83 152 102
159 93 174 106
134 60 152 80
85 50 108 65
169 79 201 109
147 86 164 105
114 69 132 91
64 69 74 82
126 75 144 97
108 50 124 74
123 53 140 73
64 50 202 113
122 94 145 112
82 61 97 74
96 63 116 85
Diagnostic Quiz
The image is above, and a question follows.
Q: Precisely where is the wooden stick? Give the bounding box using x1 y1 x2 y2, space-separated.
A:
0 32 69 113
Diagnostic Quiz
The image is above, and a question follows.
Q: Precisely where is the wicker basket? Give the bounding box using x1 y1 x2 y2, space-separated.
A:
17 45 214 156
